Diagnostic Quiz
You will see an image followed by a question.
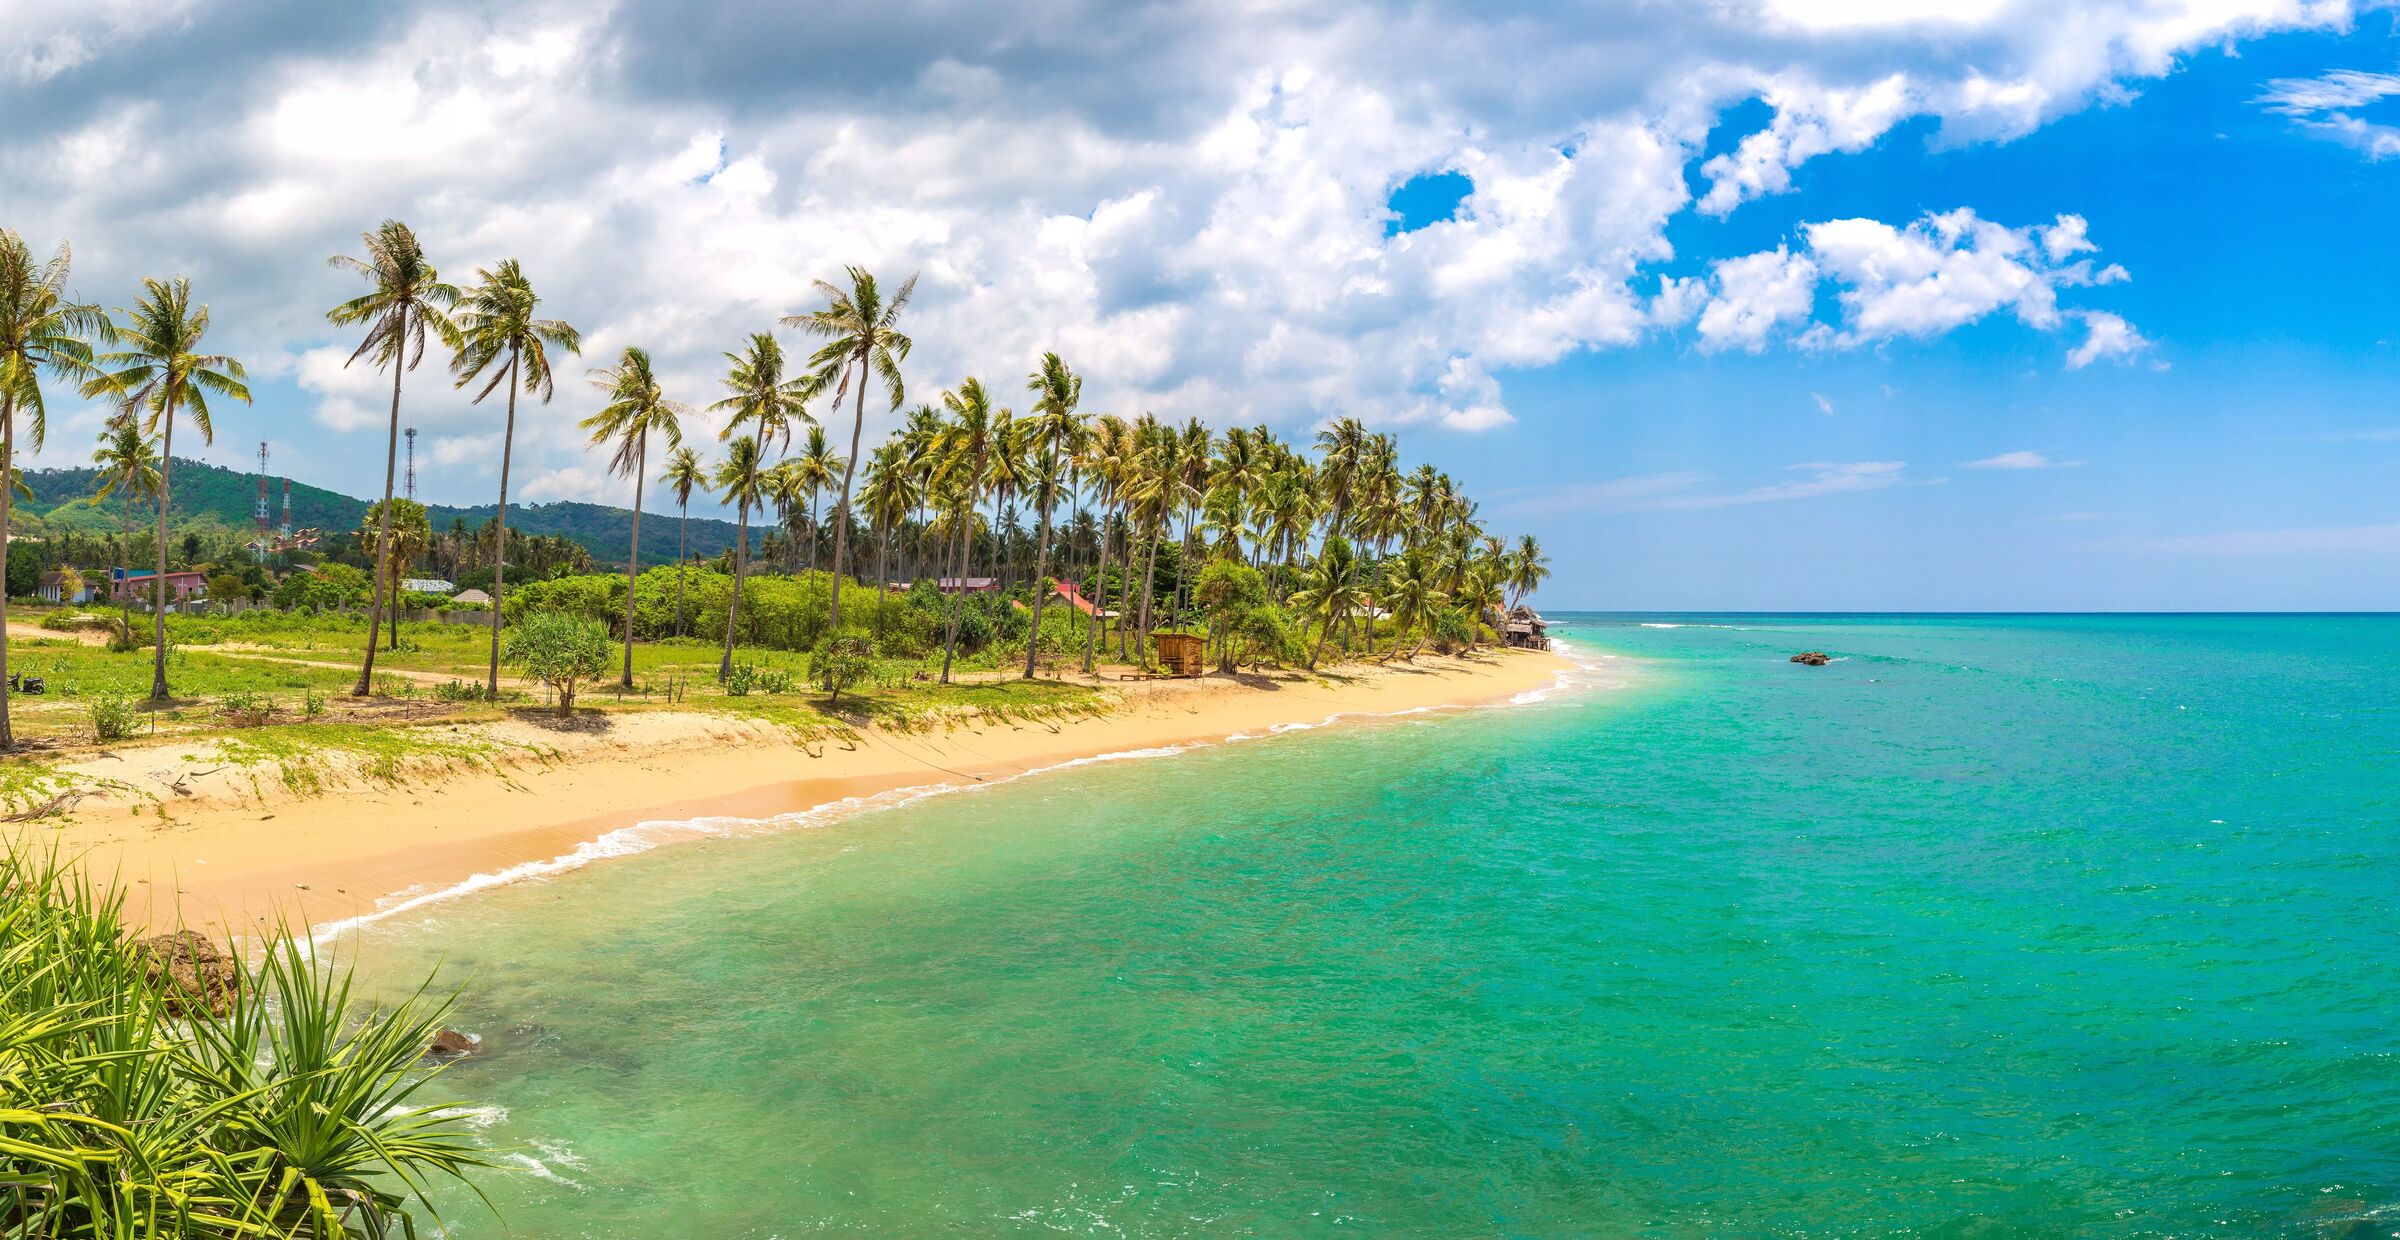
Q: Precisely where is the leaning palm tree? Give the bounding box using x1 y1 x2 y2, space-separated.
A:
1289 534 1369 671
452 258 579 698
85 278 251 701
584 347 686 688
659 444 709 637
0 231 105 744
1507 533 1551 609
327 220 458 696
788 266 914 644
1019 352 1081 679
713 435 769 679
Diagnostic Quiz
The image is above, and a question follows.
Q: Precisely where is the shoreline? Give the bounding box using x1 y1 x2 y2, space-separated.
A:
44 649 1584 936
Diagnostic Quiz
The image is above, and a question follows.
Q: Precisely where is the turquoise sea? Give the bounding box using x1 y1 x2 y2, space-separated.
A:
359 615 2400 1236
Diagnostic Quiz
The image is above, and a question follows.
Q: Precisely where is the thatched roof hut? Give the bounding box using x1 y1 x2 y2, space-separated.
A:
1503 605 1550 650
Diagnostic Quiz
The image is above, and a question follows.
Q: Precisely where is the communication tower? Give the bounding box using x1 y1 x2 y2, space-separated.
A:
404 428 418 501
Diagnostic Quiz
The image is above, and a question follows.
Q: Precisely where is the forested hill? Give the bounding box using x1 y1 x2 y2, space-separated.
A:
21 458 747 566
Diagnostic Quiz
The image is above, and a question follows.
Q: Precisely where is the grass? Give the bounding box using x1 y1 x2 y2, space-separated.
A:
201 722 555 801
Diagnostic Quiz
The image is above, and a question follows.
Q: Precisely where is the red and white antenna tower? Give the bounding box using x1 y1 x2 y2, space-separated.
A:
404 428 418 501
281 478 292 537
255 442 270 561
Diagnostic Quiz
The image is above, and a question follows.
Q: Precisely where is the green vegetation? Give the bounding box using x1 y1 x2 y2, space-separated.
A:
0 843 495 1237
506 612 612 715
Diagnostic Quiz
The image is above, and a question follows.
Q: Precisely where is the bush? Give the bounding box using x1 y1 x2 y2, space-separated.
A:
505 611 612 715
808 635 876 703
88 695 139 741
216 690 273 727
724 663 757 697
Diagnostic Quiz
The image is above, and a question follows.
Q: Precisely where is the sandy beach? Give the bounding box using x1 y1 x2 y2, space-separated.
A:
39 649 1575 935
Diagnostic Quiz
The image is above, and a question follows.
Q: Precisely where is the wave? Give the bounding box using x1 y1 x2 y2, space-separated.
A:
316 658 1611 943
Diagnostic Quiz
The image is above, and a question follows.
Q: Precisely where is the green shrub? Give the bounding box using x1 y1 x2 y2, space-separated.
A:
505 611 612 715
808 635 876 704
216 690 273 727
724 662 757 697
87 695 139 741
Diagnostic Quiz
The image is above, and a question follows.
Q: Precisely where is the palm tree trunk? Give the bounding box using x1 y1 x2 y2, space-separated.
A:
719 502 749 680
1082 509 1112 674
1136 526 1159 666
0 394 15 745
674 503 688 638
149 406 175 701
824 364 867 650
486 348 519 699
939 516 970 684
1307 617 1331 671
1022 480 1057 679
356 305 405 696
621 435 645 688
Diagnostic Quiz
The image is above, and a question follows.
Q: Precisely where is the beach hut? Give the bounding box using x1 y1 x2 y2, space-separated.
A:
1152 631 1206 677
1503 605 1550 650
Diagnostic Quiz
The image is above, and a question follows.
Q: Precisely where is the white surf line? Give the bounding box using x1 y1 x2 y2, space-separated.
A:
313 658 1609 943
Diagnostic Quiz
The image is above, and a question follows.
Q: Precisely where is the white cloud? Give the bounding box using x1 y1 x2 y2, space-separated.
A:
0 0 2334 500
2115 523 2400 556
1696 246 1818 352
1503 460 1909 514
518 464 612 503
2066 310 2149 368
2258 69 2400 159
1812 392 1835 415
1963 449 2086 469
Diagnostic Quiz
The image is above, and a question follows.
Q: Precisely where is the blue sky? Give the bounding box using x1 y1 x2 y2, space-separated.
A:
2 1 2396 609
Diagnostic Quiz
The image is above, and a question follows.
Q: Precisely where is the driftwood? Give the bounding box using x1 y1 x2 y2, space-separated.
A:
1 789 100 821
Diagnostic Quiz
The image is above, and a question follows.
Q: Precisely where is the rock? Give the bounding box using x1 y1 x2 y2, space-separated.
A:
426 1028 481 1060
131 930 239 1017
1790 651 1831 666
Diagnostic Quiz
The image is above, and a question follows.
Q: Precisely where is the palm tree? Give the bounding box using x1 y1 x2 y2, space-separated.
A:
788 423 841 573
85 278 251 701
859 442 920 638
1507 533 1551 609
660 445 709 637
713 435 768 680
358 497 432 649
87 416 160 648
933 379 1000 684
584 347 686 688
788 266 914 644
452 258 580 698
1384 549 1443 661
0 231 105 744
1289 534 1369 671
1079 414 1133 670
1019 352 1081 679
710 331 808 455
326 220 458 695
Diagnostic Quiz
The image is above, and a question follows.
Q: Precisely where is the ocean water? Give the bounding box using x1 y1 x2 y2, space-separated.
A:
358 615 2400 1237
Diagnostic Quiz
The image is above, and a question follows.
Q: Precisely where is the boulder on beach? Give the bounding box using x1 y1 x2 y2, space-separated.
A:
132 930 240 1017
1790 651 1831 666
426 1028 481 1060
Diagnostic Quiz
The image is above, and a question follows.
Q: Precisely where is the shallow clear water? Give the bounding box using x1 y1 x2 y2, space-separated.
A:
363 615 2400 1236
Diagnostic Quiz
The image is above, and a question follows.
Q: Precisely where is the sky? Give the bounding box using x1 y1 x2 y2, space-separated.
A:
2 0 2396 610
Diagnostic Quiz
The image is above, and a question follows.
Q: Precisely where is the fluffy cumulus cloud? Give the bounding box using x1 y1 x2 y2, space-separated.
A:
1683 210 2146 365
0 0 2357 502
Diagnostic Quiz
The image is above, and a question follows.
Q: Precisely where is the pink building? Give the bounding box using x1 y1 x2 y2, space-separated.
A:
110 568 209 603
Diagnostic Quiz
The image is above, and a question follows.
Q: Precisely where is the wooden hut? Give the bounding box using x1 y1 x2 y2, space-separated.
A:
1502 606 1550 651
1152 631 1206 677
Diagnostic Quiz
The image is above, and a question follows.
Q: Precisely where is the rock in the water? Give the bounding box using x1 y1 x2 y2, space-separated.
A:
132 930 239 1017
1790 651 1831 666
426 1028 481 1059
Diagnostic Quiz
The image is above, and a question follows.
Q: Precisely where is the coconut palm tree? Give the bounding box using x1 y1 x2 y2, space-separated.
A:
710 331 808 456
1289 534 1369 671
790 422 841 572
326 220 459 696
1021 354 1081 677
660 445 709 637
1383 548 1444 661
584 347 686 688
788 266 914 643
0 231 105 744
713 435 768 680
1079 414 1134 669
451 258 580 699
859 441 920 637
933 379 999 684
85 278 251 701
87 416 160 647
1508 533 1551 609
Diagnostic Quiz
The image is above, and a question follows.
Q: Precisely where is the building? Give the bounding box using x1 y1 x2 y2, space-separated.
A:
451 588 494 606
401 578 457 595
109 568 208 604
925 577 1000 594
1502 605 1550 650
36 571 101 604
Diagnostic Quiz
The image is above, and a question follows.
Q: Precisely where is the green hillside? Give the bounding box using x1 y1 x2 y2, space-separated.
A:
22 458 749 566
